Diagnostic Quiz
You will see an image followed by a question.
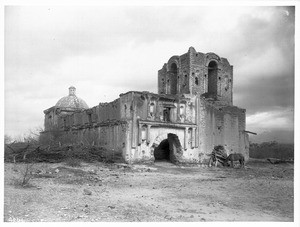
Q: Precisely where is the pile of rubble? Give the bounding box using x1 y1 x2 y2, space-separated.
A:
208 145 228 167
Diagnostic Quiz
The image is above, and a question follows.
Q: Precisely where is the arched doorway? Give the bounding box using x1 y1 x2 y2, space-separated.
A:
154 139 170 161
208 61 218 95
152 133 183 163
169 63 178 95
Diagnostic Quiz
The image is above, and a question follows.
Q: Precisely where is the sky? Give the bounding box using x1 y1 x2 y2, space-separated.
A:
4 5 296 143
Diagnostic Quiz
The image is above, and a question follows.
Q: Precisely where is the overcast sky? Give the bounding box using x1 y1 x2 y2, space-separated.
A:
4 5 295 143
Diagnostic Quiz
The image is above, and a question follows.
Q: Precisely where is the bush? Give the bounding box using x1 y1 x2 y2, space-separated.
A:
11 163 35 188
5 128 124 164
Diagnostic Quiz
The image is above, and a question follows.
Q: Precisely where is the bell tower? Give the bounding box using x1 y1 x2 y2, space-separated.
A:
158 47 233 105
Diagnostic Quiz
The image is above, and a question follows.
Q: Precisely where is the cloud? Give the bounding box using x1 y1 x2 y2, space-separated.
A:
4 5 295 141
234 72 294 114
247 108 294 132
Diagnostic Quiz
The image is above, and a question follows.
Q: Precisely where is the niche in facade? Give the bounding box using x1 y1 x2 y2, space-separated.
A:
149 102 155 117
163 107 171 122
195 77 199 85
141 125 147 141
179 103 186 122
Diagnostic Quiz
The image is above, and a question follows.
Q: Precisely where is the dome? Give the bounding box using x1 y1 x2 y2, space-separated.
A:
55 86 89 109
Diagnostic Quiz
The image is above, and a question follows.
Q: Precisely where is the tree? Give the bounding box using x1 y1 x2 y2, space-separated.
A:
4 135 13 144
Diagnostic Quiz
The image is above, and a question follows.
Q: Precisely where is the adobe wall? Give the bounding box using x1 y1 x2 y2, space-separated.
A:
125 123 202 164
120 92 200 164
44 108 58 131
43 91 248 164
76 122 128 159
197 97 249 161
43 96 131 161
98 99 121 122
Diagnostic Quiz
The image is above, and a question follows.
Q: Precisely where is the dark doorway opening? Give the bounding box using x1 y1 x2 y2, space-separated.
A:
154 139 170 161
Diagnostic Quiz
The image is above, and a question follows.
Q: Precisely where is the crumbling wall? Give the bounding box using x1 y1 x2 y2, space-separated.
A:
44 109 56 131
98 99 121 122
120 91 197 125
79 122 127 155
74 112 83 127
189 48 233 105
197 97 249 162
44 108 64 131
59 121 128 161
55 98 122 130
158 65 167 95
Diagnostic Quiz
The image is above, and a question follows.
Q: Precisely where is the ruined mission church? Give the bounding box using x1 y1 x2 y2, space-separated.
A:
43 47 249 164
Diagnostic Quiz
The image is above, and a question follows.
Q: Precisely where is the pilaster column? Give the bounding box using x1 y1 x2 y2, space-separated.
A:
192 127 196 148
184 127 188 150
147 125 151 144
138 124 142 145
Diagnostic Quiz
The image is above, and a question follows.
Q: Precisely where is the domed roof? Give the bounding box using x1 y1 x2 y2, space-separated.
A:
55 86 89 109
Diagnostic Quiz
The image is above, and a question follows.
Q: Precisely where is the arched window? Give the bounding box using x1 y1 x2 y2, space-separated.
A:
195 77 199 85
224 75 229 91
169 63 178 95
208 61 218 95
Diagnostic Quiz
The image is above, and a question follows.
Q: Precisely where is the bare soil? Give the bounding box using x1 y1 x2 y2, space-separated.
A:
4 159 294 222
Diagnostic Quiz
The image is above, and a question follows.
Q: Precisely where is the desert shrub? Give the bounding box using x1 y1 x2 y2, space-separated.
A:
5 130 123 164
39 127 77 147
5 142 33 163
10 163 35 188
20 163 35 186
249 141 294 159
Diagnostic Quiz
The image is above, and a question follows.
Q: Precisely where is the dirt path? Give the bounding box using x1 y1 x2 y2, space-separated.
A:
4 159 294 222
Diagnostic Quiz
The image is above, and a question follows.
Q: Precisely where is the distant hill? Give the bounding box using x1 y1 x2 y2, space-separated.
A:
249 141 294 160
249 129 294 144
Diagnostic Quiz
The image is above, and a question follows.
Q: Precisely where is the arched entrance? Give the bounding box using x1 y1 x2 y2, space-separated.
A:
208 61 218 95
152 133 183 163
154 139 170 161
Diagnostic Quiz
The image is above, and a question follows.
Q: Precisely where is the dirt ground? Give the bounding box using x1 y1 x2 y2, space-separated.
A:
4 159 294 222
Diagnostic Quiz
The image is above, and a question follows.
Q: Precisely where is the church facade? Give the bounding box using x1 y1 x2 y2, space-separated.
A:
43 47 249 164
